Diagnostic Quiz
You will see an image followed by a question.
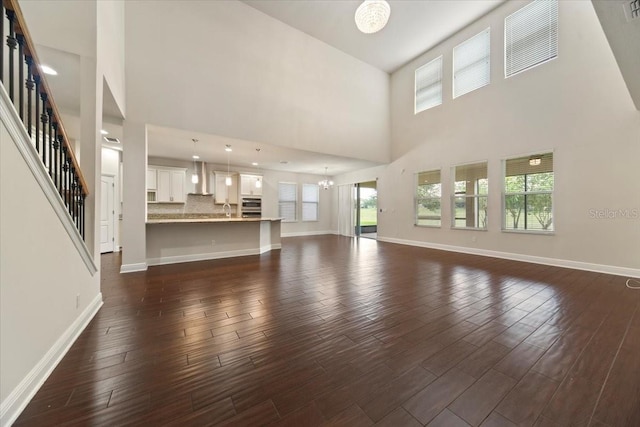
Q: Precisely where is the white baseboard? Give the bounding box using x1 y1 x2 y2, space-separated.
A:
281 230 334 237
0 293 103 427
120 262 148 273
260 243 282 254
377 237 640 278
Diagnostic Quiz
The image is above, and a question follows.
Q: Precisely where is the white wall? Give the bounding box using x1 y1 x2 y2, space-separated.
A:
373 0 640 273
97 1 125 117
124 0 390 164
1 114 100 426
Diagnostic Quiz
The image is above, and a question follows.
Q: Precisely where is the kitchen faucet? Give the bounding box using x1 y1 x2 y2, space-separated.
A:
223 202 231 218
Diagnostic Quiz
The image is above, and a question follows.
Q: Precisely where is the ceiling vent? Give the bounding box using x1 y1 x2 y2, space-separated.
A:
104 136 120 144
626 0 640 21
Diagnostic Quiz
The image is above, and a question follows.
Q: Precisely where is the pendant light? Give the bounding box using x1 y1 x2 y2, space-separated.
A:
225 145 232 186
355 0 391 34
254 148 262 189
191 139 199 184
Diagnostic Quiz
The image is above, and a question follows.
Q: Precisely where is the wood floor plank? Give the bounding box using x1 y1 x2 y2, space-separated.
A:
374 407 422 427
360 365 436 422
426 409 472 427
13 237 637 426
403 368 476 424
495 371 559 426
448 369 517 426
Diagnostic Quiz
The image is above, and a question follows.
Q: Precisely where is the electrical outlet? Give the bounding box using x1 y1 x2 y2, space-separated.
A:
76 294 80 309
211 240 216 246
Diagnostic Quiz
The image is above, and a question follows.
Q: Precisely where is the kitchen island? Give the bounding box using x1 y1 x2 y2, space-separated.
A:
146 216 281 266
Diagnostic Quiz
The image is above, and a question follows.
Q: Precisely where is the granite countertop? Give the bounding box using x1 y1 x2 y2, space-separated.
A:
146 214 281 224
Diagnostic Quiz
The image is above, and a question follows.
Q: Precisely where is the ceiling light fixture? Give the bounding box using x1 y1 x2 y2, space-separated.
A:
225 145 232 186
191 139 199 184
355 0 391 34
529 156 542 166
40 64 58 75
318 167 334 190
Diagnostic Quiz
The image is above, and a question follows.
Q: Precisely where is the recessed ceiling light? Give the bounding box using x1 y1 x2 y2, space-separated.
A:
100 129 109 135
192 155 200 160
225 145 232 152
41 65 58 75
251 162 258 166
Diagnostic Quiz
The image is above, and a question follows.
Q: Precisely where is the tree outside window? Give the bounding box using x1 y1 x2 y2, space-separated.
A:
416 170 441 227
452 162 488 229
504 153 554 231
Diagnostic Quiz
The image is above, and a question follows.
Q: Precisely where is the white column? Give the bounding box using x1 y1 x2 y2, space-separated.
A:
121 120 148 272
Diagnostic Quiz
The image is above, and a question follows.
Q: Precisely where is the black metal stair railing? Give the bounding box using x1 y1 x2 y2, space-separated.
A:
1 0 88 239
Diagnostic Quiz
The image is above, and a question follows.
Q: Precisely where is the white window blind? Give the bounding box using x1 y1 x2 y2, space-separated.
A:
505 0 558 78
302 184 319 222
454 28 490 98
415 55 443 113
278 182 297 222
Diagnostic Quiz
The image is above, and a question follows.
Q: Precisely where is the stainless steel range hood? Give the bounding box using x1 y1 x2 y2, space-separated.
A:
189 161 212 195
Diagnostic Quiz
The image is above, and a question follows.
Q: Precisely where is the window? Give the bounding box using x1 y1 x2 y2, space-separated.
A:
278 182 297 222
415 55 443 113
504 153 554 232
416 170 442 227
452 162 488 229
453 28 490 98
505 0 558 78
302 184 319 221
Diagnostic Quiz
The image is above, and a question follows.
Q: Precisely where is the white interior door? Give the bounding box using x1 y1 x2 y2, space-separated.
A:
100 175 115 253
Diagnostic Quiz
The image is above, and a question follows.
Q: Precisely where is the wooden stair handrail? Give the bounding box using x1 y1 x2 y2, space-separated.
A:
4 0 89 196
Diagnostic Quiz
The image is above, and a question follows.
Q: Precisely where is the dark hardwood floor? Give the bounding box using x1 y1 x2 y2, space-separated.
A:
15 236 640 426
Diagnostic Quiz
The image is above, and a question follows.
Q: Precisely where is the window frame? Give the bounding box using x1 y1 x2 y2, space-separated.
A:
502 152 555 234
415 169 442 228
301 183 319 222
451 161 489 230
278 182 298 223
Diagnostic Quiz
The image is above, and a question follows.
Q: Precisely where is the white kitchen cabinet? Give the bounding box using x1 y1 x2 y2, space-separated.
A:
151 166 186 203
240 174 263 197
214 172 238 204
147 168 157 190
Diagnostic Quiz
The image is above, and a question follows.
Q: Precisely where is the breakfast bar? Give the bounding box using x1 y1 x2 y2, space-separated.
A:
146 217 281 266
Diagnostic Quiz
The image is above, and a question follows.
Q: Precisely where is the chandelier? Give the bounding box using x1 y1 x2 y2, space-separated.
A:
355 0 391 34
318 167 334 190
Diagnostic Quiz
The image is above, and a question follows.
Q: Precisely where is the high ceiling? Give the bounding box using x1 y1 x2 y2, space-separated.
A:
242 0 505 73
21 0 508 175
